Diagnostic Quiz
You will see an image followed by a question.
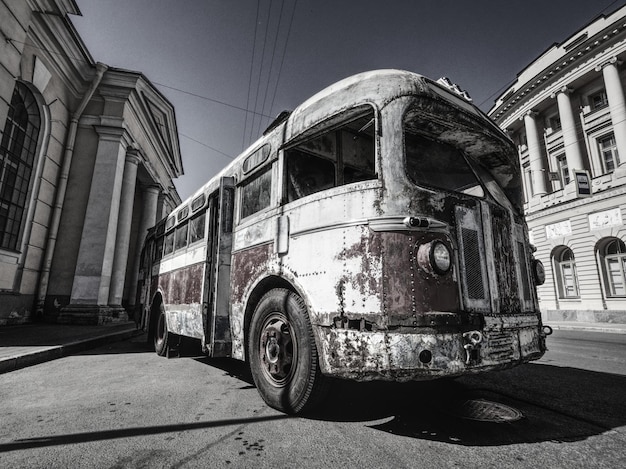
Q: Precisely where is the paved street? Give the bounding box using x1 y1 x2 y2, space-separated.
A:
0 330 625 469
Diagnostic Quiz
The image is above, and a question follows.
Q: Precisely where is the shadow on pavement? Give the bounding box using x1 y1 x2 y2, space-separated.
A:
78 336 626 447
307 363 626 446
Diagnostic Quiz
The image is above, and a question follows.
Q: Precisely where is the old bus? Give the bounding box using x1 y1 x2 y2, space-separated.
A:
137 70 550 414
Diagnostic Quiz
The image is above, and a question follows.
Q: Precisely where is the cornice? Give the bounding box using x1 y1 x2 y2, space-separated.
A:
526 184 626 221
25 10 94 98
490 11 626 125
497 41 626 130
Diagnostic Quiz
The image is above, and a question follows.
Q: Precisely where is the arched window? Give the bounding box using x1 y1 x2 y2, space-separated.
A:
0 82 41 251
600 238 626 297
553 246 579 298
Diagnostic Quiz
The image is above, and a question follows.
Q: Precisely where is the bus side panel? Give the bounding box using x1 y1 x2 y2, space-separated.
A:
230 243 274 360
160 262 205 339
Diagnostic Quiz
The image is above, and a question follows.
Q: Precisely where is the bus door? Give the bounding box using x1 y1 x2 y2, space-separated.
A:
202 176 235 357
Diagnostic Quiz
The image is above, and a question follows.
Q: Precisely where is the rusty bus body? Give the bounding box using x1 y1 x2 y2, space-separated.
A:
138 70 549 414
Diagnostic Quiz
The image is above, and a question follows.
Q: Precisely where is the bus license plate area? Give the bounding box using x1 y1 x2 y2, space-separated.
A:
315 323 542 381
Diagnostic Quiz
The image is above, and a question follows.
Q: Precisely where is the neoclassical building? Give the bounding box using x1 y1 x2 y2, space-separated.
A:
489 5 626 324
0 1 183 325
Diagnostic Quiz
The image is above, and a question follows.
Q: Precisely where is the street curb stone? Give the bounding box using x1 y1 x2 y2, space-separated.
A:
0 327 141 374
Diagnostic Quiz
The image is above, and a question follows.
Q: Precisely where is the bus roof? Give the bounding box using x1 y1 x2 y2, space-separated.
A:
174 70 520 219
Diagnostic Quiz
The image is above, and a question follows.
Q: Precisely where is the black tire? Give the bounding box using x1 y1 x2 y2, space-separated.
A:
248 289 328 414
154 304 170 357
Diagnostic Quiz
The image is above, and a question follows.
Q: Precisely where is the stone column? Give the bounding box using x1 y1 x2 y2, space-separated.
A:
127 184 160 309
108 149 141 307
523 111 548 195
597 57 626 171
553 87 585 173
60 126 128 324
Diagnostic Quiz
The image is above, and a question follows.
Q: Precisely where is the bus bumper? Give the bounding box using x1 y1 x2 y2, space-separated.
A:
314 314 547 381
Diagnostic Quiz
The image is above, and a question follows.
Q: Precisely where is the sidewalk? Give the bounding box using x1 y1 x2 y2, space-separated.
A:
548 320 626 334
0 322 142 374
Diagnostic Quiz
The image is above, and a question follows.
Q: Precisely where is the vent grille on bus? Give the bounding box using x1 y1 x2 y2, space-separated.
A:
517 241 531 301
485 331 515 361
460 227 485 300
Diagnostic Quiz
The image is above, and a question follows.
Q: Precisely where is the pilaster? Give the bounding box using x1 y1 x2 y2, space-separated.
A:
59 125 129 324
108 149 141 307
523 110 548 195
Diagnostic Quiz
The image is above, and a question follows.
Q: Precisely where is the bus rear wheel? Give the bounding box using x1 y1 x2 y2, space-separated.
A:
154 304 170 357
248 289 327 414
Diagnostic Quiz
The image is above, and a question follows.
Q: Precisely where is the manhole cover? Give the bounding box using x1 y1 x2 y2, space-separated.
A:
452 399 523 422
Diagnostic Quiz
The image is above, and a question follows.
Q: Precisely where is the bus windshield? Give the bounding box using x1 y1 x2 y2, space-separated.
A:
405 132 485 198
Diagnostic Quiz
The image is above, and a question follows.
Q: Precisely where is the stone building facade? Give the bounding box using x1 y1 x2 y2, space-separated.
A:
0 0 183 325
489 6 626 324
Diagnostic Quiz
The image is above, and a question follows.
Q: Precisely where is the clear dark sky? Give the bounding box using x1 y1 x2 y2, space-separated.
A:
72 0 626 201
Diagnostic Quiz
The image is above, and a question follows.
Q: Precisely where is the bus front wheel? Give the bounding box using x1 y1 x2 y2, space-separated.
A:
154 304 170 357
248 289 327 414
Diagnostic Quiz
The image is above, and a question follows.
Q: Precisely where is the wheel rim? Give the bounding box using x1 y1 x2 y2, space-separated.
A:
259 312 297 387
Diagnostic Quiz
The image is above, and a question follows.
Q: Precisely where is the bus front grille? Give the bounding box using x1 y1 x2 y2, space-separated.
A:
460 227 485 300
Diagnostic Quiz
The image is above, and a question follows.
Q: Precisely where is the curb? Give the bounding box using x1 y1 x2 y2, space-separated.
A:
0 327 141 374
550 324 626 334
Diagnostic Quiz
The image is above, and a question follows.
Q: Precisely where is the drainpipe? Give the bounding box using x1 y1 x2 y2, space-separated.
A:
36 62 109 315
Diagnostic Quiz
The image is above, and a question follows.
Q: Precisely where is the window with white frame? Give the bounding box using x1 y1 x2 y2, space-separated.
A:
598 133 620 174
589 89 608 111
554 246 579 298
599 237 626 297
547 114 561 132
557 154 569 185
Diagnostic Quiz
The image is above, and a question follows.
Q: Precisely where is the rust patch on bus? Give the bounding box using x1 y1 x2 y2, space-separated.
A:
231 244 273 303
381 231 460 327
159 263 204 305
336 232 382 298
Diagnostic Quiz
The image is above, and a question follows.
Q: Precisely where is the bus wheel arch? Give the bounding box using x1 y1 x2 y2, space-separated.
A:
247 286 328 414
243 276 299 362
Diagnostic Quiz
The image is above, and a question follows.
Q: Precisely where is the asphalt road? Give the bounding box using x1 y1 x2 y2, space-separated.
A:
0 330 624 469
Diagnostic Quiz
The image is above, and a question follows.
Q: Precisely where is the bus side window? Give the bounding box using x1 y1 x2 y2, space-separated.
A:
153 236 164 261
163 231 174 256
175 222 189 251
189 212 206 243
286 150 335 202
285 109 376 203
241 167 272 219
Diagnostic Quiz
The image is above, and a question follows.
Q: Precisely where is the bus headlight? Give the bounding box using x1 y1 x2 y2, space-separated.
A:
532 259 545 285
417 240 452 276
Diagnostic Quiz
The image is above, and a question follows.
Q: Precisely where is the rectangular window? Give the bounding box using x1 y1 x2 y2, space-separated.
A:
153 236 164 261
606 257 626 296
241 168 272 219
174 223 188 251
557 155 570 185
560 262 578 297
285 108 376 203
599 134 620 173
189 212 206 244
163 231 174 256
589 90 608 110
548 115 561 131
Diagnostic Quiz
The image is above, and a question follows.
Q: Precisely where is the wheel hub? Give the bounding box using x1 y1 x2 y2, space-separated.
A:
260 317 294 384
